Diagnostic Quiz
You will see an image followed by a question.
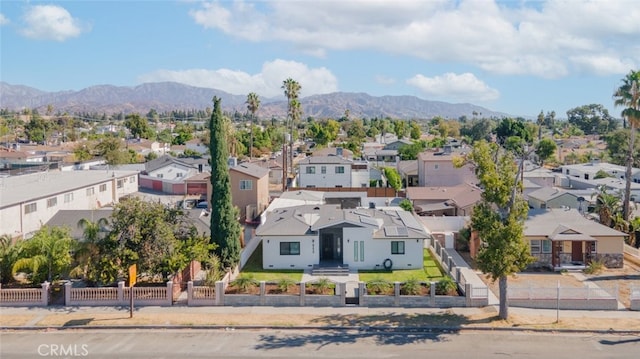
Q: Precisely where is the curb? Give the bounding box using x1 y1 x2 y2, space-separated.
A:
2 324 639 335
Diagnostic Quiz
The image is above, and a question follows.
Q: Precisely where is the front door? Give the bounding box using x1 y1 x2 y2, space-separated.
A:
572 241 583 263
320 233 343 264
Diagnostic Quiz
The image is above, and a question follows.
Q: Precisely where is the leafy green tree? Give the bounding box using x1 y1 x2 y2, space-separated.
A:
209 96 242 268
495 118 533 146
398 141 426 160
24 116 50 144
535 138 557 166
13 226 74 284
94 137 128 166
0 235 21 284
384 167 402 192
171 122 193 145
282 78 302 181
460 118 494 143
613 70 640 221
124 114 155 139
71 217 109 284
409 121 421 140
246 92 261 159
566 104 618 135
399 199 413 212
461 141 533 319
73 143 93 162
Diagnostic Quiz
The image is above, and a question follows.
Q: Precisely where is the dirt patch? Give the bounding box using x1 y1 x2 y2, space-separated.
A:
583 260 640 309
265 284 300 295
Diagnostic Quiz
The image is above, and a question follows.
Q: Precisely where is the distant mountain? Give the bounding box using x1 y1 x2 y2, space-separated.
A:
0 81 509 119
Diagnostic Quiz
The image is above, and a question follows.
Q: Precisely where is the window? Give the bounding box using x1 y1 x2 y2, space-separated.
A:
99 184 107 192
360 241 364 262
280 242 300 255
117 179 124 188
530 240 541 253
542 240 552 253
24 203 37 214
353 241 365 262
86 187 95 196
157 174 164 178
47 197 57 208
321 166 326 174
129 176 136 183
64 193 74 203
306 166 316 174
434 164 439 170
240 180 252 190
391 241 405 254
335 166 345 174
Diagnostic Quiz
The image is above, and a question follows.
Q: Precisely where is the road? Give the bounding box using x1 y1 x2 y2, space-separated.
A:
1 328 638 358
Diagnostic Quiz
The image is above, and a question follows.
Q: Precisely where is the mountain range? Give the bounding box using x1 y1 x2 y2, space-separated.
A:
0 81 509 119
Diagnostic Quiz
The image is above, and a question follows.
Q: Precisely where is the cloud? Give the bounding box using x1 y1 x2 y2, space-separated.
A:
138 59 338 98
20 5 85 41
406 72 500 102
189 0 640 78
0 13 9 26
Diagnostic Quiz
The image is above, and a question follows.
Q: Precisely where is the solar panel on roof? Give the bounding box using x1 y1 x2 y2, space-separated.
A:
384 226 409 237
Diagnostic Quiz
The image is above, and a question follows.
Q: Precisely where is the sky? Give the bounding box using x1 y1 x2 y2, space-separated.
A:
1 0 639 118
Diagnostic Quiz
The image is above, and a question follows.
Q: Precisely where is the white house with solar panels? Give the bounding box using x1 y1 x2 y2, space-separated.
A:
256 204 429 271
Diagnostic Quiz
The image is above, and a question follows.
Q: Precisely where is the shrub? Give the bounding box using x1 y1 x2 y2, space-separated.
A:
584 259 605 275
230 275 258 293
276 277 297 293
366 277 393 295
203 254 224 287
436 276 457 296
401 278 425 295
310 277 334 295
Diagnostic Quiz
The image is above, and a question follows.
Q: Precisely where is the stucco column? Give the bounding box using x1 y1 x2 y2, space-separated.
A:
117 281 125 304
187 281 193 306
260 281 266 305
215 281 224 306
64 281 71 306
358 282 365 307
394 282 400 307
300 282 305 306
430 281 436 306
41 281 50 306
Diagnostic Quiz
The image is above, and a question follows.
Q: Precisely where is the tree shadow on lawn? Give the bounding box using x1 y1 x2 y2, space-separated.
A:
255 311 501 349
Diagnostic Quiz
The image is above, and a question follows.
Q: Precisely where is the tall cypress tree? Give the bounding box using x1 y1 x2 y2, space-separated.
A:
209 96 241 268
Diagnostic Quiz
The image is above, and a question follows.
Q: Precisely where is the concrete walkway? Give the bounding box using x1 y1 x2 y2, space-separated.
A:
442 248 499 305
301 270 360 297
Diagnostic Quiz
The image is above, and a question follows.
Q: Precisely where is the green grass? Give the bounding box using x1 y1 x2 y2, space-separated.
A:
240 242 303 282
359 248 445 283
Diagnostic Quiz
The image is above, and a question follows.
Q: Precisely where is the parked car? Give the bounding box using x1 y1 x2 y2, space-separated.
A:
196 201 208 209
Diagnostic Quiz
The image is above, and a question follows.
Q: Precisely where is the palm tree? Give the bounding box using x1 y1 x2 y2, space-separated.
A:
282 78 301 184
71 217 109 282
591 185 622 228
246 92 260 160
0 235 21 284
12 226 74 284
613 70 640 221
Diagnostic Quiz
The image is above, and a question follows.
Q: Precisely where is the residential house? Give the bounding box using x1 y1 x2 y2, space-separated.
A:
417 216 469 249
397 160 418 187
406 183 482 217
527 187 582 210
185 138 209 156
417 147 476 187
256 204 429 270
297 155 370 188
561 160 629 182
215 162 270 222
0 170 139 238
139 155 209 195
383 139 413 151
524 209 625 269
250 157 284 185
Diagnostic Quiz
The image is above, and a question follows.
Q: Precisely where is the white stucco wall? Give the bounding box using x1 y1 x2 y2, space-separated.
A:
342 227 423 270
298 164 352 188
262 235 318 270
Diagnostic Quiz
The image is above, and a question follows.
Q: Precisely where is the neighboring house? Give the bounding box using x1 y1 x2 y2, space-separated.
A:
0 170 139 238
185 138 209 155
524 209 626 269
45 209 113 240
397 160 418 187
139 155 207 195
417 216 469 249
561 160 633 182
527 187 582 210
250 157 284 185
364 149 398 164
522 163 559 188
565 176 640 201
417 147 476 187
406 184 482 217
219 162 270 222
297 156 370 188
256 204 429 270
383 139 413 151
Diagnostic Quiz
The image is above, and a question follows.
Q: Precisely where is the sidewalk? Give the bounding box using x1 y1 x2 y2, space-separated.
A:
2 304 640 332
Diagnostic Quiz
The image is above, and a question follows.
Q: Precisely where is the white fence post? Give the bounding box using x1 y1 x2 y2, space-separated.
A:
64 281 72 306
187 281 193 306
166 282 173 306
41 282 50 306
117 281 125 304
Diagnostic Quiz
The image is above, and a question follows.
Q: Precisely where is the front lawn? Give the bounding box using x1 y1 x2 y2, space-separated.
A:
359 248 445 283
240 242 303 282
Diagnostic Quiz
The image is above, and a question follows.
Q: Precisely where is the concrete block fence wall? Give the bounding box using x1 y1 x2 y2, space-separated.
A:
0 282 49 307
628 285 640 311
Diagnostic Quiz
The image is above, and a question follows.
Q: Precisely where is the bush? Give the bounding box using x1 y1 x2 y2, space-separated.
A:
309 277 334 295
400 278 425 295
366 277 393 295
230 275 258 293
203 254 224 287
584 259 605 275
436 276 457 295
276 277 297 293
